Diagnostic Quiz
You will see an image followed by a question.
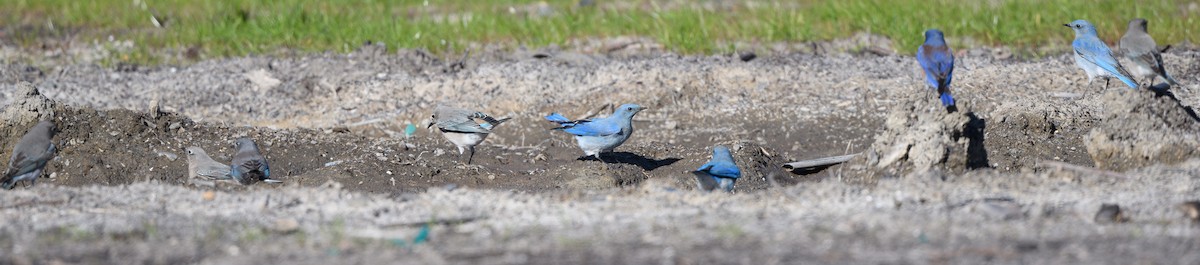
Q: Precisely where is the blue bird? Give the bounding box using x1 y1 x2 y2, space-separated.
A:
692 145 741 193
545 103 646 162
2 121 57 190
230 137 281 185
1065 20 1137 89
916 29 956 107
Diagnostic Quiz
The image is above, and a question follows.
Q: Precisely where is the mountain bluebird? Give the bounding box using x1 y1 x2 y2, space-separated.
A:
692 145 741 193
230 138 281 185
185 146 232 186
1120 18 1180 87
1065 20 1138 89
545 103 646 162
1 121 57 190
916 29 956 107
427 106 510 164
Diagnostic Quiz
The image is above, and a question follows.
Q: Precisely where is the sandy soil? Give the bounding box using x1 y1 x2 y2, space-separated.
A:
2 44 1200 264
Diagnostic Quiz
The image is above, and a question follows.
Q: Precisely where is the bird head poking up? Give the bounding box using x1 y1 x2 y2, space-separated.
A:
426 114 437 129
922 29 946 45
611 103 646 120
1127 18 1148 33
713 145 733 160
234 137 257 151
33 120 56 138
1064 20 1098 37
185 146 207 159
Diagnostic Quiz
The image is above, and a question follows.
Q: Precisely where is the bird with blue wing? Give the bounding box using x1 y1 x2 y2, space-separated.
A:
1120 18 1180 88
427 105 510 164
2 121 58 190
916 29 956 109
230 137 281 185
545 103 646 162
1065 20 1138 89
692 145 741 193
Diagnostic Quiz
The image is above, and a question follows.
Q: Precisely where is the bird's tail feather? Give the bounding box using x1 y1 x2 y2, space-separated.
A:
0 170 16 189
939 93 955 107
1164 73 1181 86
691 171 719 191
1114 67 1139 88
545 113 570 123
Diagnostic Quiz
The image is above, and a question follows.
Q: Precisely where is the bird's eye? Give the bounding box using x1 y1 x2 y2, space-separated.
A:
626 107 633 111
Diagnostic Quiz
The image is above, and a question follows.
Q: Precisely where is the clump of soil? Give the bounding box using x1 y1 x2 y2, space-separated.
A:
0 82 56 141
840 94 983 184
1084 89 1200 171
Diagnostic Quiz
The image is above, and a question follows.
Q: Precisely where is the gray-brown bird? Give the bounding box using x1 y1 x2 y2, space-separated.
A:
230 138 281 185
2 121 58 190
185 146 232 186
427 105 510 164
1120 18 1180 87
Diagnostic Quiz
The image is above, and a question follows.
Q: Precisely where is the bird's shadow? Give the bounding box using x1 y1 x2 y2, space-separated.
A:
1148 83 1200 122
577 152 681 171
787 164 837 175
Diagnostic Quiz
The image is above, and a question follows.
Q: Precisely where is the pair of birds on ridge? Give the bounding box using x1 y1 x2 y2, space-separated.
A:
428 103 742 192
185 137 283 186
917 18 1181 110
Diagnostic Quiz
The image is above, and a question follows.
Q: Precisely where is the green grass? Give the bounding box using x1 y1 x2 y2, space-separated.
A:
2 0 1196 64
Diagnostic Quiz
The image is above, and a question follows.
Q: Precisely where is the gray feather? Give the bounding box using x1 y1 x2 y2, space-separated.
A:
2 121 57 188
431 105 508 133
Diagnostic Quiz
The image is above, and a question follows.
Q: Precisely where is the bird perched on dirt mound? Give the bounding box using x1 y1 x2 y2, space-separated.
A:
545 103 646 163
1066 20 1138 89
1120 18 1180 88
428 105 510 164
692 145 741 193
916 29 956 110
230 138 282 185
185 146 232 186
1 120 57 190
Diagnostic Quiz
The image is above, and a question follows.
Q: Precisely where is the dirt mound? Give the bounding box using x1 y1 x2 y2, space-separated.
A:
0 82 55 135
983 99 1096 171
839 94 984 184
1084 90 1200 171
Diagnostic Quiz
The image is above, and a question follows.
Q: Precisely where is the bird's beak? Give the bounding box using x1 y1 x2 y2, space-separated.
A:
1062 24 1070 27
426 121 434 129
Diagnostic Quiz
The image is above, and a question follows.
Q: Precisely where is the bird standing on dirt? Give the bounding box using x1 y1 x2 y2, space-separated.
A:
692 145 741 192
916 29 956 109
185 146 232 186
1065 20 1138 89
427 105 510 164
1120 18 1180 88
230 138 281 185
1 121 57 189
545 103 646 163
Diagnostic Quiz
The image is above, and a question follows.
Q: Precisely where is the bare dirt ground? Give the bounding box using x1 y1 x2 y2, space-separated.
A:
2 43 1200 264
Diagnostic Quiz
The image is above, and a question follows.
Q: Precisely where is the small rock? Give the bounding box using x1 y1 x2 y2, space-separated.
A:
155 150 179 161
243 69 281 89
272 218 300 233
1094 203 1126 224
1179 201 1200 223
738 51 757 62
